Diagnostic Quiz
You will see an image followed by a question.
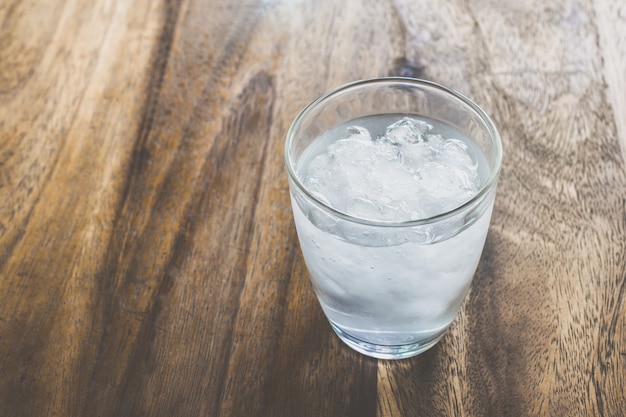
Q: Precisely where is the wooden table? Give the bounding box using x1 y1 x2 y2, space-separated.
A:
1 0 624 415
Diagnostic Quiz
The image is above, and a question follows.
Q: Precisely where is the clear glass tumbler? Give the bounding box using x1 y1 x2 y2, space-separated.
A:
285 78 502 359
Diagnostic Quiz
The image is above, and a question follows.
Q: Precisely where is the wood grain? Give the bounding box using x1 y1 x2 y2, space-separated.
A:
0 0 624 416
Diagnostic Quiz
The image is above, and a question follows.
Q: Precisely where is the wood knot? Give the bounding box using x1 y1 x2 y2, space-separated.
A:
390 57 425 79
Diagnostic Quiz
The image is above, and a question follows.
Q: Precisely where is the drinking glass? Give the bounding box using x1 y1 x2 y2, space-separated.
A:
285 78 502 359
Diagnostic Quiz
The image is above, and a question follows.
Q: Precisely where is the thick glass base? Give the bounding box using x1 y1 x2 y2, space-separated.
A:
330 322 446 360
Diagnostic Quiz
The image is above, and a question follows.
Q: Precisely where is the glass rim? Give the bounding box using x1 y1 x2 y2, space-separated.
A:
284 77 502 228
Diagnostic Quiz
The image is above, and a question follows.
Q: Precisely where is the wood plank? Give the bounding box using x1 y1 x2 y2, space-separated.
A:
0 1 165 415
382 0 626 416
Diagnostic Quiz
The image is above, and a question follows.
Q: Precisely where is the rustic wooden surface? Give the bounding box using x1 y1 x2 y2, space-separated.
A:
1 0 625 416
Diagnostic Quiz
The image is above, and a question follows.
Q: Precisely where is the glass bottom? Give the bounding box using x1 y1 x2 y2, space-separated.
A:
330 322 446 360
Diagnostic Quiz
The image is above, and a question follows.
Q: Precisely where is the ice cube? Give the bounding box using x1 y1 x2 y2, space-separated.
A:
347 197 383 220
418 160 477 209
346 125 372 142
442 138 475 168
383 117 432 145
300 116 482 225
